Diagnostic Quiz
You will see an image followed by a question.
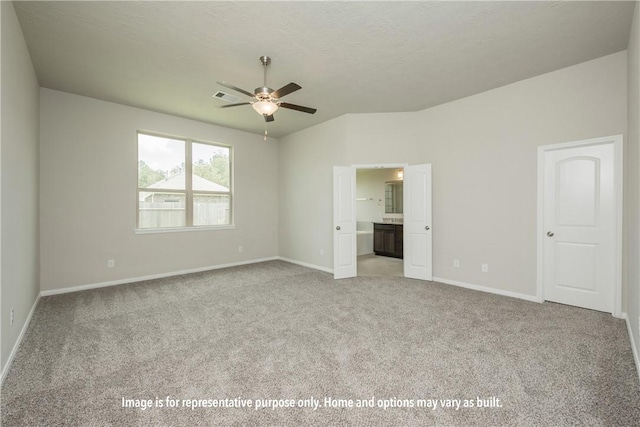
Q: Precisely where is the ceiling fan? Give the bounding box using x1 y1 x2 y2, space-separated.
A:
216 56 317 123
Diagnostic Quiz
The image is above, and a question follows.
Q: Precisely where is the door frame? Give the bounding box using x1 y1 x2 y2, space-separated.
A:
536 135 623 317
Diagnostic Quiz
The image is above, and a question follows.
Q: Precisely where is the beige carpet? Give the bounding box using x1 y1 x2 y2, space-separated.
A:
357 254 403 277
2 260 639 426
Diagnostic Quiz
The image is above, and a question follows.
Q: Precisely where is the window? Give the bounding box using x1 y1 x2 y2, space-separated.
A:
137 132 232 230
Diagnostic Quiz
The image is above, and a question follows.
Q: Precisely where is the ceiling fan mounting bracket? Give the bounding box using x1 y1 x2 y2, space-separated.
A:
259 56 271 67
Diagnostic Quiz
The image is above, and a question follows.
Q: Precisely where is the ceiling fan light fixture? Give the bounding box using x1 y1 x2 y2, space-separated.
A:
252 100 278 116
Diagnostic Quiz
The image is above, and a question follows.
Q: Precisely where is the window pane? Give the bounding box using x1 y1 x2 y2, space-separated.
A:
138 191 186 228
192 142 230 191
138 134 185 190
193 194 230 226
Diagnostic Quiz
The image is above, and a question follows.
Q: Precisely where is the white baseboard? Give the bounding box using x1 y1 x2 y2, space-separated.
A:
622 312 640 383
432 276 540 303
1 294 40 386
40 257 279 297
278 257 333 274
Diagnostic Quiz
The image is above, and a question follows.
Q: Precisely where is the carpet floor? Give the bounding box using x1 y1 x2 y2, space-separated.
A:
2 260 639 426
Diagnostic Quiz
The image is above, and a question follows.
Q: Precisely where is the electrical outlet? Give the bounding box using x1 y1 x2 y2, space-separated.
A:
107 259 115 268
238 246 243 253
481 263 489 273
453 259 460 268
10 308 14 325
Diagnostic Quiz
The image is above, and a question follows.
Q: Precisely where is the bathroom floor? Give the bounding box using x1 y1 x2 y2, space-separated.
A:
357 254 404 277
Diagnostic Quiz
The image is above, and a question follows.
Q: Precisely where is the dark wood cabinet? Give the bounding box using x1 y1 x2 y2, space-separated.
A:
395 225 403 258
373 223 403 258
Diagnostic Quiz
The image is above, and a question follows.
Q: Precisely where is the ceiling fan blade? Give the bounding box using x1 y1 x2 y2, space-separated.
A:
271 83 301 99
220 102 251 108
216 81 255 98
279 102 317 114
264 114 275 122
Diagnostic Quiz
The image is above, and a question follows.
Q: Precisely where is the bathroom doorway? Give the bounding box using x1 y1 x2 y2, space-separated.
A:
333 163 432 280
355 167 405 278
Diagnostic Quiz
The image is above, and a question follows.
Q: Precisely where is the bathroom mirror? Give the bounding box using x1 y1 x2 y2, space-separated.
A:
385 181 403 213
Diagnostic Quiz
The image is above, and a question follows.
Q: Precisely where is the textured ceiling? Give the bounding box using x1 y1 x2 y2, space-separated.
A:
13 1 635 138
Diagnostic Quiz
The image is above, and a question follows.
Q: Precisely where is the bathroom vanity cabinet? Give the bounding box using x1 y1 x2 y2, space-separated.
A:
373 223 403 259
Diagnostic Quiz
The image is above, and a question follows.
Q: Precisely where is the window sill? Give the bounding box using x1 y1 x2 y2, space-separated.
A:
135 225 236 235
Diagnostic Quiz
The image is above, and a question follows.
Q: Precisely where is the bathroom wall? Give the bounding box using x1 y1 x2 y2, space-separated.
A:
356 168 403 228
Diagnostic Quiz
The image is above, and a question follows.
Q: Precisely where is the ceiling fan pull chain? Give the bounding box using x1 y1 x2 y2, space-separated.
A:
264 124 268 141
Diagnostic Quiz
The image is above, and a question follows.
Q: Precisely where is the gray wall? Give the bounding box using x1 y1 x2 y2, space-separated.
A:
278 116 347 268
626 3 640 368
279 52 627 300
1 2 40 372
39 89 279 291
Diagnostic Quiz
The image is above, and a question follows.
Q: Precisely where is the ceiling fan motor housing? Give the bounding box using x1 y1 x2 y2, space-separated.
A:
255 86 274 100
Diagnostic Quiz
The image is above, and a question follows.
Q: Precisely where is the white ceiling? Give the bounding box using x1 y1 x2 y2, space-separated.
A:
13 1 635 138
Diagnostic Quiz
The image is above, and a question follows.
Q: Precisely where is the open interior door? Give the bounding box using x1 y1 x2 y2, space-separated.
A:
403 164 433 280
333 166 357 279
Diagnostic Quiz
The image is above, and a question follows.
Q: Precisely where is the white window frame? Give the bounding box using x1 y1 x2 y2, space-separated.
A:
136 130 234 232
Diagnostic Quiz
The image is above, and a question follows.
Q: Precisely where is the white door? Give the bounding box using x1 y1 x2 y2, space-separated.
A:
333 166 357 279
403 164 433 280
542 141 616 312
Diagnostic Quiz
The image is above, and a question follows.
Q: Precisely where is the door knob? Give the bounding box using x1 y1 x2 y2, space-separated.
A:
425 226 430 231
336 226 341 231
547 231 554 237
